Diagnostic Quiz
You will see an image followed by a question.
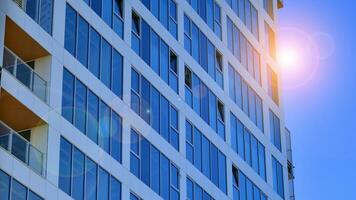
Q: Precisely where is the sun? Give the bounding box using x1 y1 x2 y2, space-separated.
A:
277 48 299 70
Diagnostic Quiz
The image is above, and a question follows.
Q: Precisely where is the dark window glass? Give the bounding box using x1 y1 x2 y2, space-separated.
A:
160 41 169 83
210 144 218 186
111 112 122 162
85 157 97 200
192 23 199 62
142 20 151 65
59 138 72 195
150 146 160 193
65 5 76 56
130 193 140 200
193 127 202 171
87 91 99 143
112 49 123 97
0 170 10 200
11 179 27 200
201 83 209 124
91 0 102 16
141 77 150 123
140 137 150 186
98 167 109 200
77 16 89 67
244 129 251 165
72 148 85 200
160 154 170 200
160 96 169 141
218 151 227 193
103 0 113 26
258 142 266 180
160 0 169 28
74 79 87 133
110 176 121 200
101 39 112 88
89 28 101 78
151 31 160 74
29 191 43 200
99 101 111 153
62 69 75 123
272 156 285 198
201 136 210 178
151 0 159 18
150 87 160 133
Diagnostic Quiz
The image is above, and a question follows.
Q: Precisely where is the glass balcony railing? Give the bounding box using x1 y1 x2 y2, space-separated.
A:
0 121 45 176
12 0 54 34
2 47 48 102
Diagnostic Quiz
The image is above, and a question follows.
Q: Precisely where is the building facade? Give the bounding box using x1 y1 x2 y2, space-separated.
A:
0 0 295 199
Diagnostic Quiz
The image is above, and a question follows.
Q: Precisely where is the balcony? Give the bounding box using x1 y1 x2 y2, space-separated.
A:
2 17 51 103
2 46 47 102
0 120 46 176
11 0 54 34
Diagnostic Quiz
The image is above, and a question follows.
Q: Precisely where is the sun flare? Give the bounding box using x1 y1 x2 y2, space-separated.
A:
277 48 299 70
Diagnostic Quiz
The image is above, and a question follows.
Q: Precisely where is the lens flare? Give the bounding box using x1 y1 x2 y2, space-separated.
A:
277 26 322 90
277 48 299 69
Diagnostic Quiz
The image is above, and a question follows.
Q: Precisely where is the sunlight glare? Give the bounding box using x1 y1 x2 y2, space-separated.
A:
277 48 299 70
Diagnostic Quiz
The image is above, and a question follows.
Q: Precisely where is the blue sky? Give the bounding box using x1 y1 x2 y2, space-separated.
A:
279 0 356 199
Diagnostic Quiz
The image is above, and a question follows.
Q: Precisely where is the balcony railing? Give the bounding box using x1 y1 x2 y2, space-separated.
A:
0 120 45 176
12 0 53 34
2 47 48 103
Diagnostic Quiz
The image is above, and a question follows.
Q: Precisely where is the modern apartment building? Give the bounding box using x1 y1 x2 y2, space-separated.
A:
0 0 295 199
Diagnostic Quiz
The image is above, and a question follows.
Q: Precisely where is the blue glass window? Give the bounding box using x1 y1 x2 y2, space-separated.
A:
111 112 122 162
272 156 285 198
65 4 76 56
85 157 97 200
186 121 227 193
101 39 112 88
0 170 10 200
77 16 89 67
74 79 87 133
110 176 121 200
112 49 123 97
99 101 111 153
98 167 109 200
130 129 180 199
87 91 99 143
150 146 160 193
59 138 72 195
62 69 75 123
11 179 27 200
270 110 281 151
89 27 101 78
103 0 113 26
91 0 102 17
72 148 85 200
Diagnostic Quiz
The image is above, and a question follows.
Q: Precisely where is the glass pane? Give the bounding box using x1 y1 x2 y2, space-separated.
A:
64 4 76 56
140 138 150 186
11 134 28 163
111 112 122 162
110 176 121 200
33 73 47 101
39 0 53 34
77 16 89 67
29 190 43 200
72 148 85 200
98 167 109 200
100 39 112 88
99 101 111 153
85 157 97 200
11 179 27 200
59 138 72 195
16 61 32 89
160 154 170 200
150 146 160 193
74 80 87 134
28 145 43 175
87 91 99 143
89 28 101 78
0 170 10 200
